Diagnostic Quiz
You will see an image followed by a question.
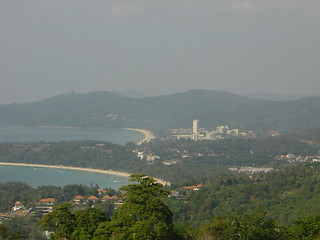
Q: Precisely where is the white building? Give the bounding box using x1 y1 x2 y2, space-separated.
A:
192 119 199 141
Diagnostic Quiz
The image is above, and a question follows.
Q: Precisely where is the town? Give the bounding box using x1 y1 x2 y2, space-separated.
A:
170 119 279 141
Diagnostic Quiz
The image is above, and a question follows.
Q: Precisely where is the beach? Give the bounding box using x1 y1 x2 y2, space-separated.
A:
0 162 170 186
124 128 155 145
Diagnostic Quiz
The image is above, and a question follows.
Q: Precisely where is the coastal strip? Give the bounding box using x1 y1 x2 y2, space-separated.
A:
124 128 156 145
0 162 170 186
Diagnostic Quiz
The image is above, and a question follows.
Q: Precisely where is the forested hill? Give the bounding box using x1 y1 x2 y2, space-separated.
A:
1 89 320 132
167 163 320 227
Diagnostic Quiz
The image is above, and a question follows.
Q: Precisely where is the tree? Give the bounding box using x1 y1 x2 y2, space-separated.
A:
0 224 11 240
72 208 109 240
289 214 320 239
0 223 26 240
94 174 174 240
197 216 228 240
40 202 76 240
40 203 108 240
224 211 287 240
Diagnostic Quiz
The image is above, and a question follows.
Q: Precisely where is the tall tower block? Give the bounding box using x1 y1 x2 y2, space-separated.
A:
192 119 199 141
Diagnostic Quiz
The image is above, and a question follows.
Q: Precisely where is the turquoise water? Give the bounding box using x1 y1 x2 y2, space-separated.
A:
0 165 129 189
0 126 143 145
0 126 142 188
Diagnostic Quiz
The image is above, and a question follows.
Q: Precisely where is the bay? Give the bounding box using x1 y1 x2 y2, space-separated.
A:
0 126 144 145
0 126 143 188
0 165 129 190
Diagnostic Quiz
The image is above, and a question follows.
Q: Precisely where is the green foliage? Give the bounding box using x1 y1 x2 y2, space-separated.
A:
0 224 11 239
40 203 108 240
40 202 76 239
0 222 27 240
0 181 101 212
289 214 320 239
197 212 287 240
2 131 318 184
197 216 228 240
0 182 35 212
94 174 174 240
225 212 287 240
0 141 144 177
2 216 45 240
37 175 174 239
166 163 320 227
72 208 109 240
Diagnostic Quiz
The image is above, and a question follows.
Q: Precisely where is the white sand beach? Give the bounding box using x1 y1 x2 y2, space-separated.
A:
0 162 170 186
124 128 155 145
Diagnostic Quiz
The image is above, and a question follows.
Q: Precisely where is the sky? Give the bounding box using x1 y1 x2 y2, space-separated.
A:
0 0 320 104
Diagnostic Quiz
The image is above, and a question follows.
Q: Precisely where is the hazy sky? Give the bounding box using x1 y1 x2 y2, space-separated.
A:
1 0 320 104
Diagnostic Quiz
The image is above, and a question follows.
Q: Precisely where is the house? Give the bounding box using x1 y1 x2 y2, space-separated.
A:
39 198 55 206
12 201 26 212
182 184 203 191
97 189 107 196
36 198 56 214
102 195 117 202
72 195 85 204
87 196 99 203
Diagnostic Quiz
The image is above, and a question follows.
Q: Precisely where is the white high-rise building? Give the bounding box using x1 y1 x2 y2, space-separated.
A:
192 119 199 141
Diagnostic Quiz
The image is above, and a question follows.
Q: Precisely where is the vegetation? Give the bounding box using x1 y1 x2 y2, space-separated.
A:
1 128 320 182
2 90 320 132
1 128 320 238
40 203 108 240
39 175 174 240
0 182 112 212
166 163 320 226
3 169 320 239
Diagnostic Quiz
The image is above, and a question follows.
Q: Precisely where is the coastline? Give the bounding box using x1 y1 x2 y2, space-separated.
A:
0 162 170 186
38 125 155 145
123 128 155 145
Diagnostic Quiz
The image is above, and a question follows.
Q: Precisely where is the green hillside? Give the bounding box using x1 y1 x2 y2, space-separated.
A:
1 90 320 132
166 163 320 227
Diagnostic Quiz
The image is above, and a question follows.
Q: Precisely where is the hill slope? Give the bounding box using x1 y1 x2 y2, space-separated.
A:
1 90 320 132
166 163 320 226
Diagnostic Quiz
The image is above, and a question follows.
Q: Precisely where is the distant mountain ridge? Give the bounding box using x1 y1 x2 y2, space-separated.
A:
244 92 319 101
1 89 320 133
115 89 149 98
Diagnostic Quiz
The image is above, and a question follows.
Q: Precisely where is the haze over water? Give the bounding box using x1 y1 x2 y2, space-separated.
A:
0 165 129 189
0 126 144 145
0 126 144 188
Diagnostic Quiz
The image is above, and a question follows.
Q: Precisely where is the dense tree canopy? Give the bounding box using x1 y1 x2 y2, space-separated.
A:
94 174 174 240
39 175 174 240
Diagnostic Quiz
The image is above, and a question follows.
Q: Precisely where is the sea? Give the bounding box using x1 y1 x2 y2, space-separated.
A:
0 126 143 144
0 126 144 189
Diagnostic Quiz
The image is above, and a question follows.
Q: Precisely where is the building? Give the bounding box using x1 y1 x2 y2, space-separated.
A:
102 195 118 202
182 184 203 191
87 196 99 203
36 198 56 214
72 195 85 205
192 119 199 141
12 201 26 212
216 126 229 135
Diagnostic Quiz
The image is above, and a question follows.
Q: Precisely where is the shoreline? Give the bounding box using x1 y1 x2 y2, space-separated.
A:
123 128 155 145
38 125 155 145
0 162 170 186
